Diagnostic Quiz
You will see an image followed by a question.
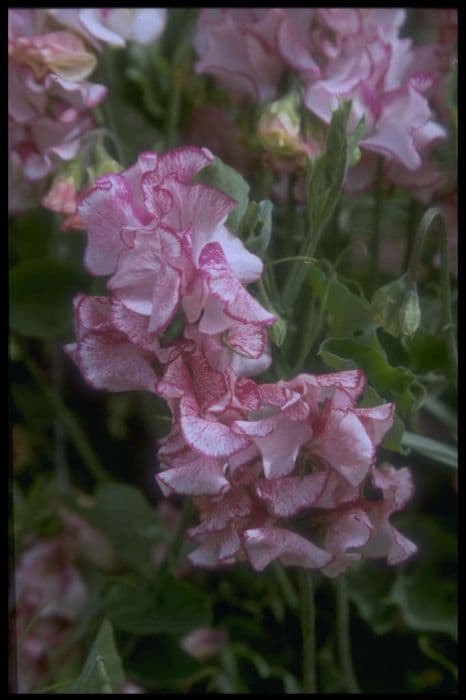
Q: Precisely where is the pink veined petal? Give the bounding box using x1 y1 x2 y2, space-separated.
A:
276 12 320 76
153 146 214 184
387 527 418 564
355 402 394 447
360 121 421 170
255 472 328 518
224 323 266 360
69 329 157 393
108 227 183 330
188 489 252 537
311 409 375 486
234 413 312 479
180 393 250 458
156 354 193 401
324 508 373 554
199 242 276 326
156 458 230 497
158 178 236 255
109 298 161 355
78 174 148 276
148 264 181 333
313 470 360 509
243 527 332 571
372 464 415 511
188 527 240 569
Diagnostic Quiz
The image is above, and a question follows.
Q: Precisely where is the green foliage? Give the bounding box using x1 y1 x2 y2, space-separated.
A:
307 265 426 415
194 157 250 232
80 483 166 575
125 634 200 691
103 571 212 635
70 619 125 693
10 258 86 339
307 101 352 239
372 273 421 338
238 199 273 255
392 519 457 640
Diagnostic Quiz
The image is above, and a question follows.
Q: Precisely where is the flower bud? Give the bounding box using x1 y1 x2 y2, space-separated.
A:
90 143 123 180
270 315 287 347
257 91 306 159
372 274 421 338
398 287 421 337
180 627 228 661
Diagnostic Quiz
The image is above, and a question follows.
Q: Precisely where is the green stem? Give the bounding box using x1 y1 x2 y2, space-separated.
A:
298 569 316 694
20 345 110 484
406 208 457 386
51 343 69 494
100 49 125 165
272 562 299 610
336 576 360 693
369 156 384 293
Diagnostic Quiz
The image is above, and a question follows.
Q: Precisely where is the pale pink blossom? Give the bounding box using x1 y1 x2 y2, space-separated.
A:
15 539 88 620
180 627 229 660
194 9 319 102
78 147 275 341
232 370 393 485
65 294 159 393
49 9 167 50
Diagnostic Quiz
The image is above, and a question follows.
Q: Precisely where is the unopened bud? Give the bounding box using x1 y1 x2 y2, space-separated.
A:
270 315 287 347
372 274 421 338
399 287 421 337
257 91 305 158
180 627 229 661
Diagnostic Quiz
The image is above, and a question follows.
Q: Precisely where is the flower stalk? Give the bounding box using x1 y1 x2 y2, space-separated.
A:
298 569 317 694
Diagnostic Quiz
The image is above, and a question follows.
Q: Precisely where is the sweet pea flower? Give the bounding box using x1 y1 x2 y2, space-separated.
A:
193 9 319 103
8 9 107 212
78 147 275 338
48 8 167 50
65 294 159 393
232 369 394 485
15 539 88 620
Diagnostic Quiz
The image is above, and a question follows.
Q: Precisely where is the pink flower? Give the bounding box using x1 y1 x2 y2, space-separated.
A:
78 147 275 339
193 9 319 103
360 463 418 564
14 539 88 620
180 627 229 660
65 294 159 393
232 370 394 485
8 9 107 211
48 9 167 49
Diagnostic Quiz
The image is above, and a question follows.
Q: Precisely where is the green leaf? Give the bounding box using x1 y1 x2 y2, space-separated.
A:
103 571 212 636
401 432 457 469
307 100 351 238
70 619 124 693
10 208 56 262
307 264 375 337
238 199 273 255
10 258 86 339
347 560 399 635
125 635 200 691
194 157 250 231
372 274 421 338
392 519 457 640
82 483 165 574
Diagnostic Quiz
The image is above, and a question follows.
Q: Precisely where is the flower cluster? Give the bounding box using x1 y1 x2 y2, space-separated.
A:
8 8 167 216
10 538 88 693
193 9 455 193
67 146 417 576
